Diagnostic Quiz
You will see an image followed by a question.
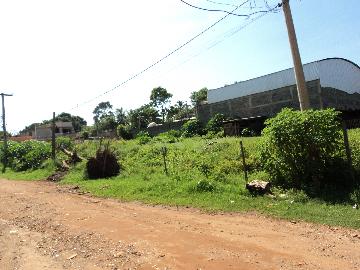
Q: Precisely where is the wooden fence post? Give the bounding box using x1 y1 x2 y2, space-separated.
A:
342 121 355 182
161 146 168 175
240 141 248 182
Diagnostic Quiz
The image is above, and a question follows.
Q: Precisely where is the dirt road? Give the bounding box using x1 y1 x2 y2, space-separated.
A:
0 179 359 270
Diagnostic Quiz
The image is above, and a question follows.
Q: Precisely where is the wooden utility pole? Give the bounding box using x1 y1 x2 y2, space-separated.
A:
52 112 56 160
1 93 13 172
282 0 310 111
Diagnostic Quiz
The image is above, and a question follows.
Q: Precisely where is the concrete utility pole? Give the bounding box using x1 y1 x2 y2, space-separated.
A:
282 0 310 111
1 93 13 172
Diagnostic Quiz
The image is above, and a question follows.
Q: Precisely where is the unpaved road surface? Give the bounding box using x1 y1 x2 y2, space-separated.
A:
0 179 359 270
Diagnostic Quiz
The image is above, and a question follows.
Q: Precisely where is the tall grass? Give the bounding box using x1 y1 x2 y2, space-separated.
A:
60 132 360 229
2 129 360 228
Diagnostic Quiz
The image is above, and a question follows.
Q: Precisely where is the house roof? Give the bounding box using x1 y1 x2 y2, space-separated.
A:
36 121 73 129
55 121 73 128
208 58 360 104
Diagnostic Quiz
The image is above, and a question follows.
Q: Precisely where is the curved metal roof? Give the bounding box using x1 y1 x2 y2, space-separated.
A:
208 58 360 104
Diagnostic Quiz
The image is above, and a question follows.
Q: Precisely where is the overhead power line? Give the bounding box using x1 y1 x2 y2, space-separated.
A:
71 0 252 110
204 0 266 9
158 2 280 76
70 0 281 111
204 0 238 7
180 0 279 17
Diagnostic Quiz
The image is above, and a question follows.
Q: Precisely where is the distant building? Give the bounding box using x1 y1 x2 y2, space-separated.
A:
33 121 75 140
197 58 360 124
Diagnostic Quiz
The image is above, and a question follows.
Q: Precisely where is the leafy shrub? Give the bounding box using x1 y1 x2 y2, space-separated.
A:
206 113 225 133
56 136 74 150
136 131 152 145
196 179 214 192
117 124 133 140
197 162 213 178
166 129 182 138
215 159 242 175
203 130 224 139
260 108 346 195
349 131 360 176
288 189 310 203
1 140 51 171
157 130 182 143
80 130 89 140
350 188 360 204
211 171 228 183
182 119 204 137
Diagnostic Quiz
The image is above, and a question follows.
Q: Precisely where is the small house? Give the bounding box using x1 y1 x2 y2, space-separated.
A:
33 121 75 140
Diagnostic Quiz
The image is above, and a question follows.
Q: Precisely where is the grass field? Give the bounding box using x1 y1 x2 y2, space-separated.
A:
2 130 360 228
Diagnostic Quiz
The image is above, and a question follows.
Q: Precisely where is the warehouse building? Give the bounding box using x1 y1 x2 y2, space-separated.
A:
197 58 360 131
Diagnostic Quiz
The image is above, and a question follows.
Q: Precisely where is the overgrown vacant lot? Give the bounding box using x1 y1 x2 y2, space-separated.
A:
57 128 360 229
2 129 360 229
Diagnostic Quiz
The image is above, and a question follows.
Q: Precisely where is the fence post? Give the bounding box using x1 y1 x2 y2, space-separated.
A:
342 121 355 182
161 146 168 175
240 140 248 182
52 112 56 161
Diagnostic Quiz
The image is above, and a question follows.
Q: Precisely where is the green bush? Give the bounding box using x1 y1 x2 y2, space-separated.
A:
156 130 181 143
195 179 214 192
136 131 152 145
56 136 74 150
349 129 360 176
78 126 97 139
80 130 89 140
182 119 204 137
260 108 347 195
203 130 224 139
206 113 225 133
2 140 51 171
117 124 133 140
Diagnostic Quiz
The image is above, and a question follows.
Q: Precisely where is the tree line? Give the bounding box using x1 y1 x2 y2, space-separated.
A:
19 87 208 137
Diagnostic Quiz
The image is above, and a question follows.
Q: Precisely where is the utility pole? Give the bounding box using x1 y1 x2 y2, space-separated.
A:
282 0 310 111
1 93 13 172
52 112 56 161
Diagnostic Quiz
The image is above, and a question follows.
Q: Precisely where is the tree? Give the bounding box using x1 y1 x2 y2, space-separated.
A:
19 112 87 134
19 123 38 135
115 108 127 125
93 102 114 123
206 113 225 133
127 104 159 129
0 131 12 139
150 87 172 123
98 115 118 132
167 101 193 121
190 87 208 106
92 102 117 134
55 112 87 132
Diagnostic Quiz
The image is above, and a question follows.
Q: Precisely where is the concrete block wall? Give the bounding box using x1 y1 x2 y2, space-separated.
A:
322 87 360 111
198 80 321 123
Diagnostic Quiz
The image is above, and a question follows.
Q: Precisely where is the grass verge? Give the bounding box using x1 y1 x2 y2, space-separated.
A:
0 160 56 181
61 160 360 229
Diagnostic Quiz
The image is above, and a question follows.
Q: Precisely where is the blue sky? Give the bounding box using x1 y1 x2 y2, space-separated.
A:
0 0 359 133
